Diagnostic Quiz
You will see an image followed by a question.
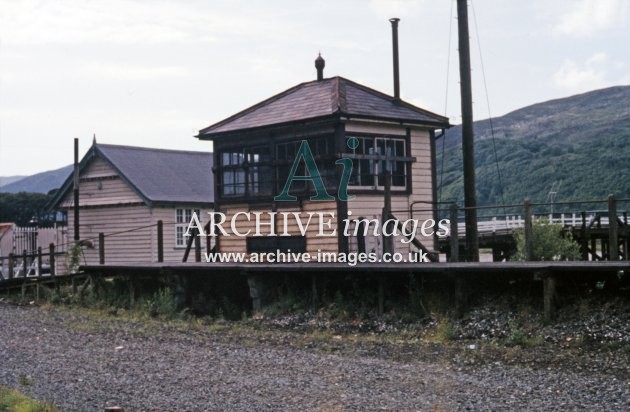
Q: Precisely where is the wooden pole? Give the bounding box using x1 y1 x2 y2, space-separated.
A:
457 0 479 262
73 138 80 241
382 171 394 255
37 246 42 277
623 212 629 260
206 224 212 254
248 274 263 312
49 243 56 277
543 273 556 322
524 199 533 261
581 212 589 260
449 203 459 262
99 233 105 264
194 230 201 263
608 194 619 261
157 220 164 263
8 253 14 279
22 249 28 278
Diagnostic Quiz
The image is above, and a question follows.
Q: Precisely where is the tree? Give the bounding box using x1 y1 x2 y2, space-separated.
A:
0 192 54 226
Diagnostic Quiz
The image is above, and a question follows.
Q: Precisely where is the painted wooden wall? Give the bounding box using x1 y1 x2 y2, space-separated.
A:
218 200 338 255
62 156 213 264
344 120 436 256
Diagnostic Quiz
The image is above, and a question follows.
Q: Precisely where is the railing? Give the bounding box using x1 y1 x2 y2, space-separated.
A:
0 244 64 281
414 195 630 262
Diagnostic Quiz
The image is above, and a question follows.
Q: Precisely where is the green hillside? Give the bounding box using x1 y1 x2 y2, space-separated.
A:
436 85 630 213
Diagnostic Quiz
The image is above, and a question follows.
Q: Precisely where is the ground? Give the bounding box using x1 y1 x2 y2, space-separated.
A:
1 301 629 411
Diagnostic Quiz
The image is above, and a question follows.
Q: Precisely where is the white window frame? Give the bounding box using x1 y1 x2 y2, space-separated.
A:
347 136 407 190
175 208 200 248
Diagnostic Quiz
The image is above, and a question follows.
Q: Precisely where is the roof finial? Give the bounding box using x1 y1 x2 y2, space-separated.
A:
315 52 325 81
93 133 97 145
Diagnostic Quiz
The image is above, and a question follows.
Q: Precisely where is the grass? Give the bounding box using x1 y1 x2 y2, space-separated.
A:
431 318 456 343
0 385 58 412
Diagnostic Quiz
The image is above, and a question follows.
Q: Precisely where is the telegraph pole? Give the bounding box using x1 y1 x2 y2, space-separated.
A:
457 0 479 261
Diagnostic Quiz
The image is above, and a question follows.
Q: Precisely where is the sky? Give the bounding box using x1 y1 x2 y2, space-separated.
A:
1 0 629 176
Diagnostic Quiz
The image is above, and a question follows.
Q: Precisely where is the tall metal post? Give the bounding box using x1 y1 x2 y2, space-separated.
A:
389 18 401 100
457 0 479 261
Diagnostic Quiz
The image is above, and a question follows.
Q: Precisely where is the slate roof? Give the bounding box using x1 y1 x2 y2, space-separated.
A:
198 76 450 138
49 144 214 209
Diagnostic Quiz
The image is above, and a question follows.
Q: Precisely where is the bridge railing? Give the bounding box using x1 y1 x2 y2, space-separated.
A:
419 195 630 262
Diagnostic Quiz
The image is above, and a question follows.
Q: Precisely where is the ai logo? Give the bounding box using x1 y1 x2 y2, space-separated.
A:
274 138 358 202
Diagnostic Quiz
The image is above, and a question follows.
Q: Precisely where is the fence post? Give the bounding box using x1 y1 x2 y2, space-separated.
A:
99 233 105 265
157 220 164 263
580 212 588 260
524 199 533 261
23 249 28 278
608 194 619 261
543 272 556 322
194 230 201 263
449 203 459 262
37 247 43 277
624 212 629 260
8 253 14 279
49 243 56 277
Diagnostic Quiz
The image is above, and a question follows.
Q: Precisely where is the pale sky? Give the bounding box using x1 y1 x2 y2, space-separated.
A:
1 0 629 176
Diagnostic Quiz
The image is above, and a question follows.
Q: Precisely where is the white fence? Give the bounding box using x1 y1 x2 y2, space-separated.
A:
461 212 621 236
0 225 69 278
0 225 68 257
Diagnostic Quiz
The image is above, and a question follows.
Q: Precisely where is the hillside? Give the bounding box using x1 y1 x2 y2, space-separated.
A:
437 85 630 211
0 175 26 187
0 165 72 194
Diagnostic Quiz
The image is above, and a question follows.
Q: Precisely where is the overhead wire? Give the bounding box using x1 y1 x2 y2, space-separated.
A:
438 0 455 206
470 0 507 212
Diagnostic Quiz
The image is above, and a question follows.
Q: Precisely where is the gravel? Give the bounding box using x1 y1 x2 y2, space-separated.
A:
1 303 629 411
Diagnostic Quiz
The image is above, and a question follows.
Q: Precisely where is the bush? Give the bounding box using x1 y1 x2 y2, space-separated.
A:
144 288 179 318
514 218 581 261
65 243 82 274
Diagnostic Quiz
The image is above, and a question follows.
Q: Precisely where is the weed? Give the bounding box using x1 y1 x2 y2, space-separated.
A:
434 318 455 342
0 385 59 412
18 375 32 386
505 327 527 346
143 288 179 319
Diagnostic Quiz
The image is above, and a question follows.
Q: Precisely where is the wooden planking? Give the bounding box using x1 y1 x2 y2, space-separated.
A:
345 121 407 136
82 157 115 178
409 127 433 206
66 204 216 264
60 156 142 208
346 194 435 254
66 206 153 265
150 206 214 262
219 201 338 255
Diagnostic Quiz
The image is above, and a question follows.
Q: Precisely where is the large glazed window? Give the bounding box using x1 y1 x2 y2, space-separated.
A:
218 136 335 200
275 137 334 194
346 136 408 189
220 146 272 197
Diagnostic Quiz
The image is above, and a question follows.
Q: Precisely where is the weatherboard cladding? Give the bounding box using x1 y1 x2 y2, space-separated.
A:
95 144 214 205
50 144 214 209
198 77 449 137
